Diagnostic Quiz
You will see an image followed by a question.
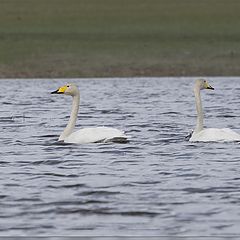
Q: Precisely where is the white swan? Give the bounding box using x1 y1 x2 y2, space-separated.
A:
51 84 129 144
189 79 240 142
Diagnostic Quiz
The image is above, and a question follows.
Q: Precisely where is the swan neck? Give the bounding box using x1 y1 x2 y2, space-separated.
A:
59 93 80 141
194 86 204 133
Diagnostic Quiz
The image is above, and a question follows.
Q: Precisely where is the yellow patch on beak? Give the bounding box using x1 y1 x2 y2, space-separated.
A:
204 81 214 90
57 85 68 93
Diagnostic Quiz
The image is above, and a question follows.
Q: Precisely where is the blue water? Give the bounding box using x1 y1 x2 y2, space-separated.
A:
0 77 240 237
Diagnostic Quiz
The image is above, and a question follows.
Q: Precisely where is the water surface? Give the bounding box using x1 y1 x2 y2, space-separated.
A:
1 77 240 237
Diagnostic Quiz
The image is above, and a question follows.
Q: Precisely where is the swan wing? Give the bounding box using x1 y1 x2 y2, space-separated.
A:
64 127 128 144
189 128 240 142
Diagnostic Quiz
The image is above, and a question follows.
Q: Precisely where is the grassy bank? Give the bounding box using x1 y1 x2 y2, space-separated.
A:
0 0 240 77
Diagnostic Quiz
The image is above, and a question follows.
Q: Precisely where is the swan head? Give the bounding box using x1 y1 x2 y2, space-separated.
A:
51 83 79 96
195 79 214 91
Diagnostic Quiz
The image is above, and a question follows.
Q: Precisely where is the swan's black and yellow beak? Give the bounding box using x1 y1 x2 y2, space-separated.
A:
51 89 62 94
51 86 67 94
206 85 214 90
204 81 214 90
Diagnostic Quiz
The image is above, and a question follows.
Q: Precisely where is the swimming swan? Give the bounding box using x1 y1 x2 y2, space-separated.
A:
51 84 129 144
189 79 240 142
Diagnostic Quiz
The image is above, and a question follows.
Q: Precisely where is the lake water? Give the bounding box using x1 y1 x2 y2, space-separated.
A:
1 77 240 237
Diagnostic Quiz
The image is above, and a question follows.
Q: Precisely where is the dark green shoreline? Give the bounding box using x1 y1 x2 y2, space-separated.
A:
0 0 240 78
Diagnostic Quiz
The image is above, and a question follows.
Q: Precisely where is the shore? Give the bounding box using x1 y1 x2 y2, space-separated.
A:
0 0 240 78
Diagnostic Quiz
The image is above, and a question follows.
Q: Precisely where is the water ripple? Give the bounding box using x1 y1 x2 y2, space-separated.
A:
1 77 240 236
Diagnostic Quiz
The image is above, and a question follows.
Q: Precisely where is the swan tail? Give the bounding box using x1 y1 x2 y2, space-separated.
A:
104 136 129 144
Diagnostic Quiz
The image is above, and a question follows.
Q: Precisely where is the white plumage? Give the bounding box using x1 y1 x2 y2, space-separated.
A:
189 79 240 142
51 84 128 144
190 128 240 142
64 127 127 144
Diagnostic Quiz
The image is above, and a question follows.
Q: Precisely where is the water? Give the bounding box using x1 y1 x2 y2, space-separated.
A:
1 77 240 237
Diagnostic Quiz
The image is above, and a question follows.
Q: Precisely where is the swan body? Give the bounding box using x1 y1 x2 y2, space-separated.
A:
189 79 240 142
64 127 127 144
190 128 240 142
51 84 128 144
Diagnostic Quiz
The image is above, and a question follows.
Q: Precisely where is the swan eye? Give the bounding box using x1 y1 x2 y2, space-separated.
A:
67 85 69 88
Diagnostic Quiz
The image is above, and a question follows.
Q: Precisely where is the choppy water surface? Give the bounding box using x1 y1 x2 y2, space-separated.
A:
1 77 240 237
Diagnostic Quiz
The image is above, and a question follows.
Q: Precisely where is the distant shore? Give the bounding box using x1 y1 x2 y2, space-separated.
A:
1 0 240 78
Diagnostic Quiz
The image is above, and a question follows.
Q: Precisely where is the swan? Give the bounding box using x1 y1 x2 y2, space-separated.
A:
51 83 129 144
189 79 240 142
